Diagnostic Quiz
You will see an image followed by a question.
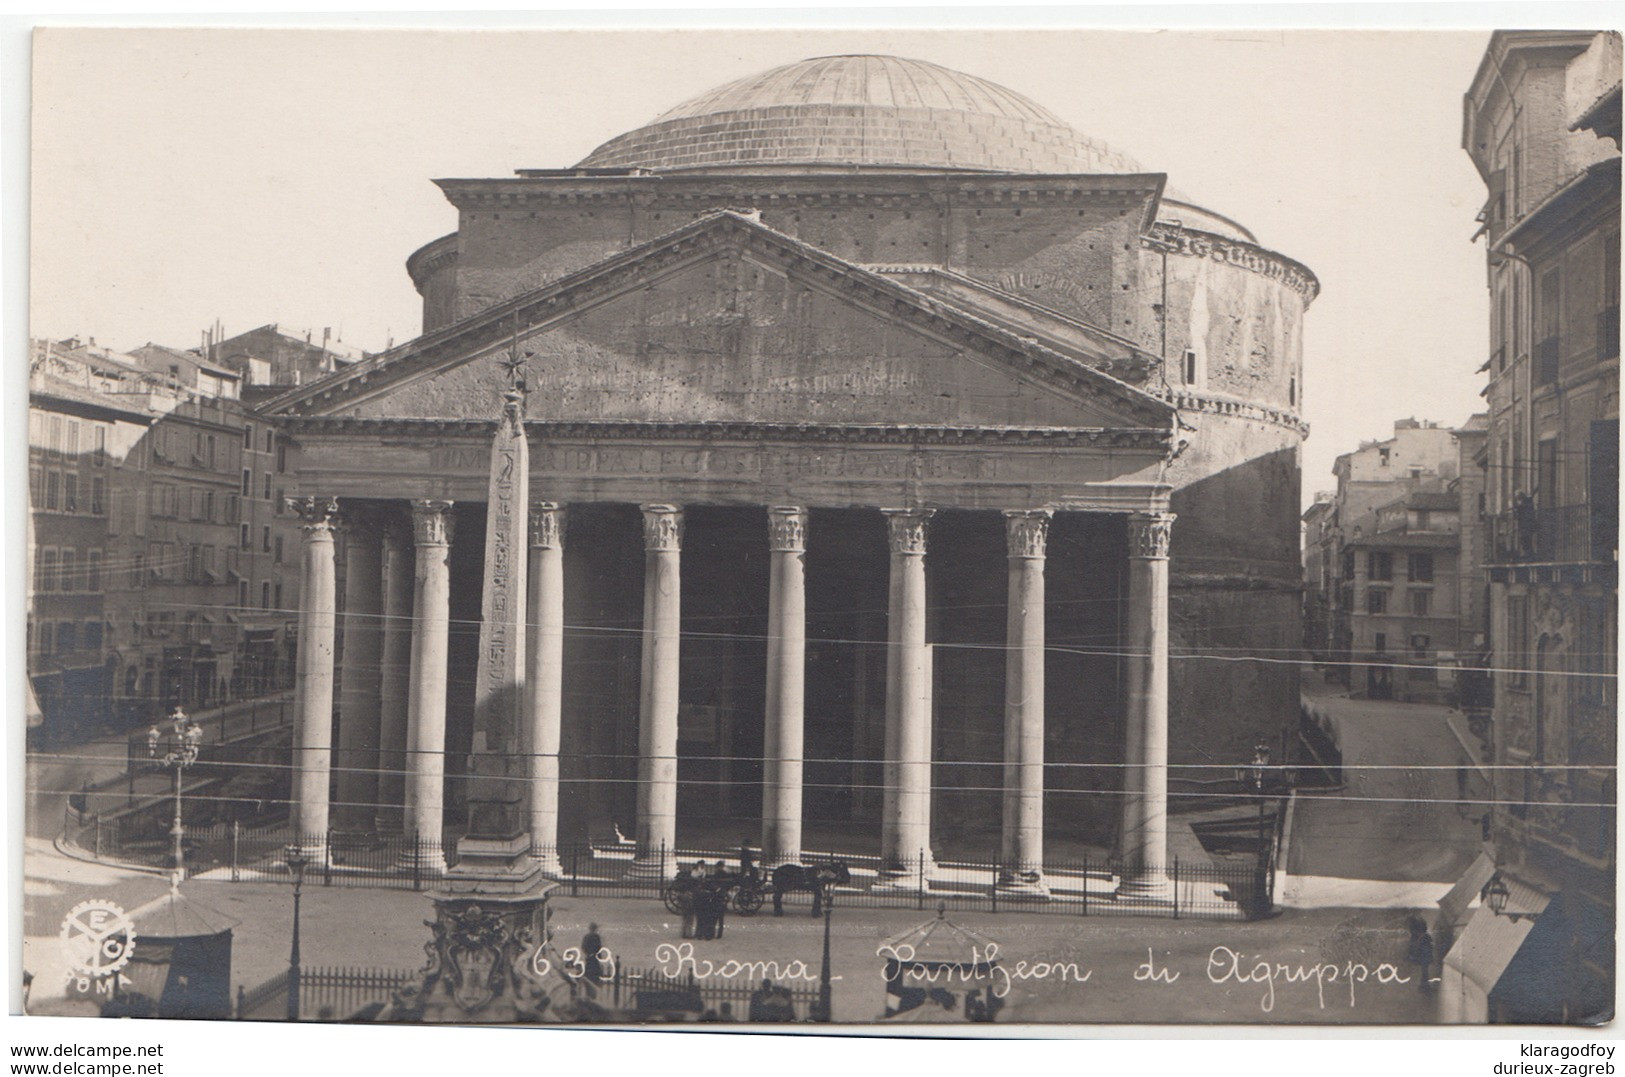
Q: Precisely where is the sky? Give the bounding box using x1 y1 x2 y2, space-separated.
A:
28 25 1501 504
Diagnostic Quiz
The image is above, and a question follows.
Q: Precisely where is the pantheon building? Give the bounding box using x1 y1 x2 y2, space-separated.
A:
267 55 1317 889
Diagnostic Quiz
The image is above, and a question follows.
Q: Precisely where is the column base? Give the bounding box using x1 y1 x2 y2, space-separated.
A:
995 870 1051 900
396 842 447 878
529 846 564 879
1115 871 1174 904
624 849 676 881
873 851 937 891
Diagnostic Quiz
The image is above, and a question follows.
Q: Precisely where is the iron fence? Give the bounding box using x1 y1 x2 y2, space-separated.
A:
77 818 1257 917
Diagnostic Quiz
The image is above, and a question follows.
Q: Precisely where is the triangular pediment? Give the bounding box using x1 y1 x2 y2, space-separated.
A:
269 212 1175 433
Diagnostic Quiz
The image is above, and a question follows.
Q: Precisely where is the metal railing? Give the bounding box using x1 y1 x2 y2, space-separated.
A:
78 823 1260 919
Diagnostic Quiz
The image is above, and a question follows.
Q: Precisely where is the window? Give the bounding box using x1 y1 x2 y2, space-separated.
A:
1409 590 1431 617
1408 553 1434 582
36 622 52 655
276 442 287 473
207 434 216 468
203 490 215 522
1374 632 1386 653
276 488 285 515
1602 233 1620 361
38 548 56 592
274 535 283 564
1410 633 1431 657
65 420 79 458
227 494 239 525
202 545 215 580
1378 447 1390 466
84 621 103 652
265 429 274 454
1183 348 1199 385
244 423 254 450
262 526 271 553
130 552 145 588
188 545 202 583
1537 438 1559 517
93 426 106 467
45 471 60 511
264 473 272 501
1367 589 1387 615
57 622 78 654
241 523 251 549
274 583 283 610
242 469 251 496
1591 419 1619 561
86 550 101 592
1368 551 1393 581
239 580 249 608
261 581 271 609
63 474 77 513
29 466 42 505
59 549 76 592
90 476 104 516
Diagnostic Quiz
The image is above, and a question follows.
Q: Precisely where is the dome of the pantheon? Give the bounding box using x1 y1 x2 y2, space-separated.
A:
575 54 1147 175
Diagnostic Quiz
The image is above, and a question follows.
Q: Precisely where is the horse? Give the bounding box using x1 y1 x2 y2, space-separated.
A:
770 861 851 916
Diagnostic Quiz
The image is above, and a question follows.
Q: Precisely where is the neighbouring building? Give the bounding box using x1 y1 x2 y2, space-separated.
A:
207 323 367 402
26 333 333 737
1444 29 1618 1025
1304 419 1466 686
261 54 1320 894
27 339 154 743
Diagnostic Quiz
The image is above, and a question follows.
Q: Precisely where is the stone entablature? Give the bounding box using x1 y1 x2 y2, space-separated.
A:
1153 388 1310 436
406 232 460 291
1142 223 1319 302
283 419 1171 516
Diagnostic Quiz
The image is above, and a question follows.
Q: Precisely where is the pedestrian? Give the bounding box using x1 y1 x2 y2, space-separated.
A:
582 923 604 997
749 979 773 1022
1406 916 1435 993
718 1001 736 1022
695 885 716 941
713 884 728 940
739 838 757 881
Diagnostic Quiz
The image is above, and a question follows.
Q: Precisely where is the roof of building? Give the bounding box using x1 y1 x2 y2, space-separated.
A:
575 54 1148 176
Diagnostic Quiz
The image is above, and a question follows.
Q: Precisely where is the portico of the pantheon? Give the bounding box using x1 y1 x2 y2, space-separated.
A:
265 55 1317 893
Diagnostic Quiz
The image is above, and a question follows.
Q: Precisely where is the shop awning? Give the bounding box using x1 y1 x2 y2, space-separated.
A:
1443 878 1551 995
1436 851 1496 931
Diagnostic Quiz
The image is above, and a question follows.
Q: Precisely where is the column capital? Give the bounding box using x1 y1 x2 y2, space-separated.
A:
767 506 808 553
288 496 339 539
1128 511 1176 560
640 504 684 552
1004 509 1054 559
410 499 456 548
529 502 567 550
882 508 935 556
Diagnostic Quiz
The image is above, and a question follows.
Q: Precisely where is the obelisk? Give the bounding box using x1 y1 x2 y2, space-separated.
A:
450 327 538 889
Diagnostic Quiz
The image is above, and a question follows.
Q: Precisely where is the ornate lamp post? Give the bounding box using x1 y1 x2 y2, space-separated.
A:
1236 743 1273 920
285 847 309 1022
147 706 203 875
814 886 834 1023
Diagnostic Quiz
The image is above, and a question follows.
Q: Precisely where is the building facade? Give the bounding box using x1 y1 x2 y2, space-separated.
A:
1445 30 1618 1025
265 55 1318 887
26 334 333 736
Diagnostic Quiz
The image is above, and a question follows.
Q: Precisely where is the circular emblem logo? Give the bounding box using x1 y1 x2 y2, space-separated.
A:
59 899 137 979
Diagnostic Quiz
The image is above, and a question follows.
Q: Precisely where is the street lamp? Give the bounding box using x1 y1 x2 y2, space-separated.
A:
1236 743 1273 920
147 706 203 875
814 886 834 1023
285 847 309 1022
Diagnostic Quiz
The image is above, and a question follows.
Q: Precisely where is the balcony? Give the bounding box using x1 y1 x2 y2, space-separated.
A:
1487 504 1602 566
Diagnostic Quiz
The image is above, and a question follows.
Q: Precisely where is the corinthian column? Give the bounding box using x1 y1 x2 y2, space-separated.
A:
762 506 808 868
1120 510 1175 901
526 502 566 875
402 499 454 875
375 514 413 831
880 508 935 882
290 496 338 861
335 503 383 831
1001 509 1052 895
630 504 682 879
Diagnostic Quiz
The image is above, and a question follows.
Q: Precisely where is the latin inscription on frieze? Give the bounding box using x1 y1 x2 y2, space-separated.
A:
427 443 999 481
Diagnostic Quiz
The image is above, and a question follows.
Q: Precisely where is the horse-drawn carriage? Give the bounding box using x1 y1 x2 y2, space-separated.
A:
661 861 852 917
